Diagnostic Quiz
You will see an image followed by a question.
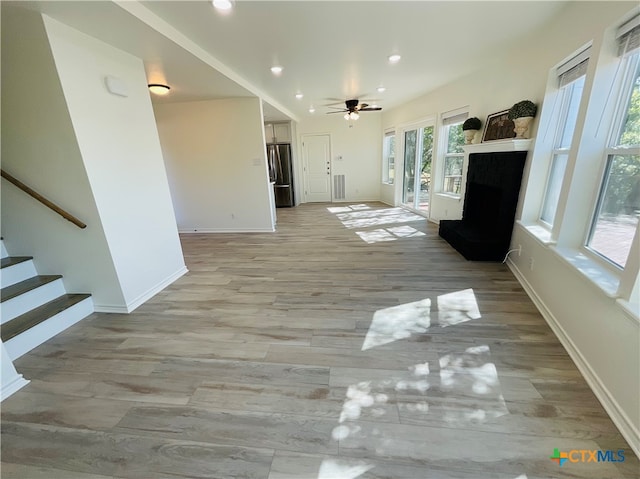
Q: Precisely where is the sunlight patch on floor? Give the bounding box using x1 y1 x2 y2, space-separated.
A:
333 349 509 462
362 299 431 350
327 204 371 214
356 225 426 243
337 208 425 229
436 288 481 327
362 289 480 351
439 345 509 423
317 458 374 479
335 288 509 463
327 204 428 244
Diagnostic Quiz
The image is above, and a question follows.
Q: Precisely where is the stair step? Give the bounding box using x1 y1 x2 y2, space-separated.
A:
1 293 91 342
1 256 33 269
0 275 63 302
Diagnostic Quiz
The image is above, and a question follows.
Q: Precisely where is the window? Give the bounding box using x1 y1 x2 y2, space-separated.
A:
540 49 590 226
441 112 467 195
382 131 396 184
587 32 640 268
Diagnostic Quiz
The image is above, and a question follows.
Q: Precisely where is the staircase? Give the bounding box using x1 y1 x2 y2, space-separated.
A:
0 239 93 360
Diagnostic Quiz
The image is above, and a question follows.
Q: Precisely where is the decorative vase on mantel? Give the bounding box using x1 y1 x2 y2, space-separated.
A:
508 100 537 139
462 117 482 145
513 116 534 139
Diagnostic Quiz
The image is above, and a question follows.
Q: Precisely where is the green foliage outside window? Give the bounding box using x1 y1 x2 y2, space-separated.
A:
603 67 640 216
448 123 465 154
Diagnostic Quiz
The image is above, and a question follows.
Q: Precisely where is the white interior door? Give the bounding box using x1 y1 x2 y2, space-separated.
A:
302 134 332 202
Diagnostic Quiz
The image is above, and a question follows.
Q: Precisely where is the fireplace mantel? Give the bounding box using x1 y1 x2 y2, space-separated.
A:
463 138 533 154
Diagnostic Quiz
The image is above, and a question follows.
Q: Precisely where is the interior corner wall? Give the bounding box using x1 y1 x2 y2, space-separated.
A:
296 114 382 203
382 1 639 452
1 5 125 308
153 98 274 232
42 15 187 312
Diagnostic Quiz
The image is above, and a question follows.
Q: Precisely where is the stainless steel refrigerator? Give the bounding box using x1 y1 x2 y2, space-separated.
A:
267 143 295 207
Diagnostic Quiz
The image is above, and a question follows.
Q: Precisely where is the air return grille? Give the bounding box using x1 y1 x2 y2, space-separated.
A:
333 174 345 200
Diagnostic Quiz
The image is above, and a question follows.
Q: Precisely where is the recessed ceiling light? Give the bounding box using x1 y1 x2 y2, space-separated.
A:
295 93 304 99
309 107 316 113
270 66 283 75
377 86 386 93
388 54 401 64
370 104 379 109
148 84 171 96
212 0 233 11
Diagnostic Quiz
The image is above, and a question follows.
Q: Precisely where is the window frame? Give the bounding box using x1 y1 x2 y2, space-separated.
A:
538 53 590 228
382 130 396 185
438 110 468 197
584 49 640 270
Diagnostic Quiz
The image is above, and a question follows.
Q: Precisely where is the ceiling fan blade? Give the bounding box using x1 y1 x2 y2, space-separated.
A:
356 103 369 110
359 107 382 111
326 110 347 114
326 106 346 110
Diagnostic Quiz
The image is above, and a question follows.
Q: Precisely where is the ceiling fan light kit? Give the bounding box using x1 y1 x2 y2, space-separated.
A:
327 98 382 120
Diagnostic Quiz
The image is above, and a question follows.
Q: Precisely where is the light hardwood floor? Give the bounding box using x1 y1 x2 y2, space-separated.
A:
2 203 637 478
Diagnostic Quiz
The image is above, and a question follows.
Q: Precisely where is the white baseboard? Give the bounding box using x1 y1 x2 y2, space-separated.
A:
1 375 29 402
92 304 130 314
94 266 188 314
508 259 640 458
178 228 275 233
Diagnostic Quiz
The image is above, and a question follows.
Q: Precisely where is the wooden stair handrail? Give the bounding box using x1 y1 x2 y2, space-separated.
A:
1 169 87 229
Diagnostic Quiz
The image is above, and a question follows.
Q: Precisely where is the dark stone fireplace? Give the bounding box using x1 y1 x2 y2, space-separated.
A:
438 150 527 261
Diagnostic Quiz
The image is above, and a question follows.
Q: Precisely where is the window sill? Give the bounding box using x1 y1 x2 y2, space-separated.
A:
435 192 461 200
516 222 638 322
517 220 555 245
550 245 620 298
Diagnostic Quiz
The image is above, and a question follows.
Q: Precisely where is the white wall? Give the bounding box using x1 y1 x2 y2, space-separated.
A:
1 6 125 308
43 15 187 312
153 98 274 232
382 1 639 453
296 113 382 203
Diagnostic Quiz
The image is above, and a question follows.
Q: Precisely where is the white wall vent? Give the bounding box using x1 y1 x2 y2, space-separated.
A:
333 174 346 200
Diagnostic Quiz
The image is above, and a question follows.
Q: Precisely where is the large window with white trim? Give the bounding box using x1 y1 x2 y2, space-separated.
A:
440 111 467 195
587 23 640 268
382 131 396 184
540 50 590 226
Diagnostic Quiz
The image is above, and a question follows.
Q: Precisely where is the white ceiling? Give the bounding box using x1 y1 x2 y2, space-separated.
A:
12 1 568 122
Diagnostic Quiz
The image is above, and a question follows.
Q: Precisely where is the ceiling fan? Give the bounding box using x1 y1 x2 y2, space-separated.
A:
326 99 382 120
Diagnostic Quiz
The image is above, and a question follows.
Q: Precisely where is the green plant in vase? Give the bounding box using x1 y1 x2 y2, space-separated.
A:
462 117 482 144
508 100 537 138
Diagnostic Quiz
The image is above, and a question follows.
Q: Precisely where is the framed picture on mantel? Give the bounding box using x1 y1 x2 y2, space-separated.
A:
482 110 516 142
